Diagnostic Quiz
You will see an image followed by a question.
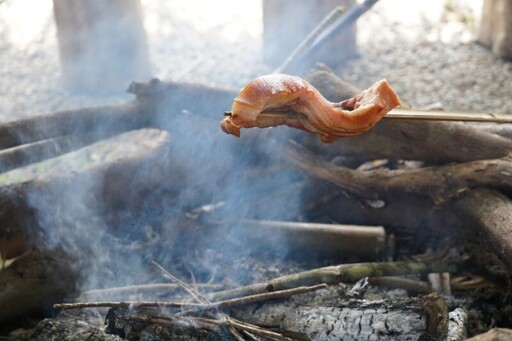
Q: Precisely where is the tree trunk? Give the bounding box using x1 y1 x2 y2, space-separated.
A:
53 0 151 92
478 0 512 59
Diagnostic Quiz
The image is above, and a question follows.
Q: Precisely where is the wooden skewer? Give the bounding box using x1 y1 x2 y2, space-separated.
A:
224 109 512 124
386 109 512 123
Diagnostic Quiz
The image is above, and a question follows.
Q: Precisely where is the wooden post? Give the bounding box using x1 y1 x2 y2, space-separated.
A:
262 0 357 70
478 0 512 59
53 0 151 93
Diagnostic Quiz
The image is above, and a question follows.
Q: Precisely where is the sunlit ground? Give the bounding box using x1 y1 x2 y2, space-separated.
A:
0 0 492 120
0 0 482 58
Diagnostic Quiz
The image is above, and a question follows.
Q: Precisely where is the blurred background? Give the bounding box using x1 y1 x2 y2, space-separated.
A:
0 0 510 122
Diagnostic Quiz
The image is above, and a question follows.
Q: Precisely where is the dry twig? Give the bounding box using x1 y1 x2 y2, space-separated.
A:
80 283 223 298
55 284 327 312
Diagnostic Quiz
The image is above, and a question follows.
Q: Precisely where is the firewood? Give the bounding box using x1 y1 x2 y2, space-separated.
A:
367 276 432 295
41 288 454 341
285 142 512 200
0 103 149 150
0 79 235 153
231 288 449 340
287 140 512 271
0 130 122 173
30 310 224 340
0 129 172 259
1 69 510 167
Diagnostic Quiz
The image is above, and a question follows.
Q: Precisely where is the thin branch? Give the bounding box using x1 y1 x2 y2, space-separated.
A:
194 317 292 341
54 300 187 310
80 283 223 297
152 261 209 304
179 284 327 315
55 284 327 312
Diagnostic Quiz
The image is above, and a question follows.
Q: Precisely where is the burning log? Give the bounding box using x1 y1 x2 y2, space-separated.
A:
232 290 450 340
38 287 457 340
45 257 463 340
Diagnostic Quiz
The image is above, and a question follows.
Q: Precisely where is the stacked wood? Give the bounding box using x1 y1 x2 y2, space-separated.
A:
1 65 512 337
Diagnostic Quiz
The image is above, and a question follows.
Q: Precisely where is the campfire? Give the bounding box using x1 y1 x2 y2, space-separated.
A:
2 0 512 340
1 64 512 340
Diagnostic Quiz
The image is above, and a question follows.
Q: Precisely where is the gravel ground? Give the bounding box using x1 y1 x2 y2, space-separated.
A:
0 0 511 122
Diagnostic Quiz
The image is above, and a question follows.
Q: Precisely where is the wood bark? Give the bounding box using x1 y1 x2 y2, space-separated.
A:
291 144 512 269
0 102 149 150
231 290 447 340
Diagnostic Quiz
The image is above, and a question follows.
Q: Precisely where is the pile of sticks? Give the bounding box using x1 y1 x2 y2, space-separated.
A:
1 64 512 339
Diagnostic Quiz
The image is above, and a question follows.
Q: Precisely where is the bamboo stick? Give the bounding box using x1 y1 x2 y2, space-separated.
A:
206 259 462 302
237 219 386 261
385 109 512 123
251 108 512 124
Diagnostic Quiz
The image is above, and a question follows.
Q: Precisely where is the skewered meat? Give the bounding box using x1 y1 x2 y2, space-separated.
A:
221 74 400 143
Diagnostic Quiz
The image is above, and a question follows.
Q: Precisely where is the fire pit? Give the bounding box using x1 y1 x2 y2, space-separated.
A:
2 1 512 340
1 65 512 340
